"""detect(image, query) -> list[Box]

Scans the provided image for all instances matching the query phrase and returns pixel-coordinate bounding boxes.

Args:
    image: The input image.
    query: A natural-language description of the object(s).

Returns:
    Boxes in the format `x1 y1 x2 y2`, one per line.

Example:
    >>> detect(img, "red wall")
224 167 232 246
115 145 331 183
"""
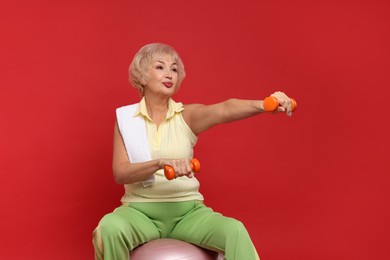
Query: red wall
1 0 389 259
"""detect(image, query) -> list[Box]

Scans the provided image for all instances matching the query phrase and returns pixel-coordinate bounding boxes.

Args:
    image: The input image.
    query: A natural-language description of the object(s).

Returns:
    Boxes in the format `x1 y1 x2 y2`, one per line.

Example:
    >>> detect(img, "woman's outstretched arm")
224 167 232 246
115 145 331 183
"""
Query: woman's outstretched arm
183 92 293 135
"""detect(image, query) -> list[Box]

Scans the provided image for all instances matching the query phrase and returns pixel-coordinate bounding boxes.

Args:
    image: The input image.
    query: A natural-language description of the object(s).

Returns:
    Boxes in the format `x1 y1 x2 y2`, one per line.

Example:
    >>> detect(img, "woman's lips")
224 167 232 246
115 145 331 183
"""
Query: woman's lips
163 82 173 88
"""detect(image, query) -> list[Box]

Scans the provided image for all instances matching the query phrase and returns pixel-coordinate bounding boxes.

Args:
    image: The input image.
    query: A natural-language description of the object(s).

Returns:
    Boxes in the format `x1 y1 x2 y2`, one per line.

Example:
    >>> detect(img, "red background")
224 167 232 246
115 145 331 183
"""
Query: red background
1 0 389 259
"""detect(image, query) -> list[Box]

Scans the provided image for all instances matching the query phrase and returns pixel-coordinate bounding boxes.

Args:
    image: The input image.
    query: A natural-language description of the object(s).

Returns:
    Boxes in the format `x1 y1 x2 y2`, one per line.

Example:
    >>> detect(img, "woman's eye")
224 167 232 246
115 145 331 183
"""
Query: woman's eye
156 65 163 70
171 68 178 72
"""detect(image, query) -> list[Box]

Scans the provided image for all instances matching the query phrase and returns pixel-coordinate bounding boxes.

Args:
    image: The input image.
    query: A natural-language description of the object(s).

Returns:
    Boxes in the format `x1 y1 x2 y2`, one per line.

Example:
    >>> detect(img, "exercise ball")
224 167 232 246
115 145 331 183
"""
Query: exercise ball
130 238 224 260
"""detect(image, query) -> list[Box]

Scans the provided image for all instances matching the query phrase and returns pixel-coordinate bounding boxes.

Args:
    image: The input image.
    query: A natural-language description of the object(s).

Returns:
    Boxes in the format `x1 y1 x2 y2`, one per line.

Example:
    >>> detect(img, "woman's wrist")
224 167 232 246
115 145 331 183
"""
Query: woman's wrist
260 100 265 110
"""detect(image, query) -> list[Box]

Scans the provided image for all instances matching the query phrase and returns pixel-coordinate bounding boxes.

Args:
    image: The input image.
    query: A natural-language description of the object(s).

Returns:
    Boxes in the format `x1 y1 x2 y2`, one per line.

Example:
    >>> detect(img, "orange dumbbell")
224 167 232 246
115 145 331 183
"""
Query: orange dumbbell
263 96 297 112
164 158 201 180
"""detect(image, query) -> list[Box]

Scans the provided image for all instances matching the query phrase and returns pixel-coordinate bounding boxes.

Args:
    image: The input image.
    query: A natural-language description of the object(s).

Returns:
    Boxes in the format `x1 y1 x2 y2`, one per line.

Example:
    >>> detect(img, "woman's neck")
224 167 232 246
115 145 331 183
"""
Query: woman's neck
144 95 169 126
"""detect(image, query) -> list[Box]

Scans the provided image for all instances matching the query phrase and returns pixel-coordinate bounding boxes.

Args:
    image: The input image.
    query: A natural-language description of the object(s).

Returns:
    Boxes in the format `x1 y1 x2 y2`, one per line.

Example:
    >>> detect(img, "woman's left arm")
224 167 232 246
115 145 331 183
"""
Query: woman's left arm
183 92 293 135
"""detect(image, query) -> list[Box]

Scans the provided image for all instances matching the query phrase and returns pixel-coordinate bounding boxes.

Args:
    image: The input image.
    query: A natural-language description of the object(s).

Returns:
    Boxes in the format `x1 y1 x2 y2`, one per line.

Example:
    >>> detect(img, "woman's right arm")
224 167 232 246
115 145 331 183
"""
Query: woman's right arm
112 120 193 184
112 120 162 184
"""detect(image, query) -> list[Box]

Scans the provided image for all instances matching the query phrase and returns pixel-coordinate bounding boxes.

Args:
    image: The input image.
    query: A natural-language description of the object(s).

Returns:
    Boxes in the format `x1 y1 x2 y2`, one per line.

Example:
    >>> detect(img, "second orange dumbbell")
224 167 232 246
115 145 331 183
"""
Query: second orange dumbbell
164 158 201 180
263 96 297 112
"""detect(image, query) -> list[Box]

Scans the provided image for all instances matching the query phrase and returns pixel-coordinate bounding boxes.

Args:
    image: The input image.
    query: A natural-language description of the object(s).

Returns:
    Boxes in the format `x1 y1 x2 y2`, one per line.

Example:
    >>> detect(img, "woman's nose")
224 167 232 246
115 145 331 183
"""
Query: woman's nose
165 70 173 79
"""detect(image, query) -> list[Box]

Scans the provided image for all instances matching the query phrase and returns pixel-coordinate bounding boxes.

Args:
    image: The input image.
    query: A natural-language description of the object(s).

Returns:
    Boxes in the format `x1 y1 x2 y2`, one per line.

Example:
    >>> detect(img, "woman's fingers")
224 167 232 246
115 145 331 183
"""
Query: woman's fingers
171 159 192 178
271 91 293 116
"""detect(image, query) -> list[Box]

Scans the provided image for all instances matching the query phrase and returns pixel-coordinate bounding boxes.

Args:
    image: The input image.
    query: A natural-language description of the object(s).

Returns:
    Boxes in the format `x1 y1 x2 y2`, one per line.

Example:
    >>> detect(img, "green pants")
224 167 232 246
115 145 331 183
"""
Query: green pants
93 201 260 260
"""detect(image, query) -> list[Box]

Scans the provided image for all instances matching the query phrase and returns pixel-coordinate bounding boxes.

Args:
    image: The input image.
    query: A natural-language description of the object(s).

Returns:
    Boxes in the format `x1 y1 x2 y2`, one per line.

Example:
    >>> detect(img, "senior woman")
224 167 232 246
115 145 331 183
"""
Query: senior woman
93 43 294 260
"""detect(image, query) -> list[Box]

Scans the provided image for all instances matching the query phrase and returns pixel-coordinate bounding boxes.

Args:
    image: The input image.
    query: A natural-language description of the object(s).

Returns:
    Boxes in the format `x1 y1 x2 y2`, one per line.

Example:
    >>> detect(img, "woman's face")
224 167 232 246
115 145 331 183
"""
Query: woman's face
144 53 178 97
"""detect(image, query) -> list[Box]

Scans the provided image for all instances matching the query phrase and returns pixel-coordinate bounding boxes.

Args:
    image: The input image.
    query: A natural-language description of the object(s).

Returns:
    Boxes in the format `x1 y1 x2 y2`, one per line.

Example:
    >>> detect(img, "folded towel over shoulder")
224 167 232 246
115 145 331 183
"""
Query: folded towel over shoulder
116 104 155 187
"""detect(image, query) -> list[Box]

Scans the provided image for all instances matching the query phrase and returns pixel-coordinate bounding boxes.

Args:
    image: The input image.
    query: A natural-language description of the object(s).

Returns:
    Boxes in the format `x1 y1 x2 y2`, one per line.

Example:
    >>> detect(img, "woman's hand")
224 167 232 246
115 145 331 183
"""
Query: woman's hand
160 158 194 179
270 91 294 116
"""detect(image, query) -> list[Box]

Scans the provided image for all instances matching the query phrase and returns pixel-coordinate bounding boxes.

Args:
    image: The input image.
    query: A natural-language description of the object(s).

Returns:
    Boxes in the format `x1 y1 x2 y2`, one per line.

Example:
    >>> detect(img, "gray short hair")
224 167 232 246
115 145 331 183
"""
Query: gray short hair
129 43 186 96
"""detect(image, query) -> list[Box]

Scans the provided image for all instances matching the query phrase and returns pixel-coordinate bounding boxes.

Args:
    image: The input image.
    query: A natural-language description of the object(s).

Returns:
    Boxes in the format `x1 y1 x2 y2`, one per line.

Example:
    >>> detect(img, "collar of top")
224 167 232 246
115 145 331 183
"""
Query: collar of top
133 97 184 121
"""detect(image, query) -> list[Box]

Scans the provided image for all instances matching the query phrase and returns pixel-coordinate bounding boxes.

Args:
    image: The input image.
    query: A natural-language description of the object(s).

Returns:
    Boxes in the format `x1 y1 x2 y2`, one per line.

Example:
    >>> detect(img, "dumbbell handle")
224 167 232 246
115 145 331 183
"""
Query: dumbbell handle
164 158 201 180
263 96 297 112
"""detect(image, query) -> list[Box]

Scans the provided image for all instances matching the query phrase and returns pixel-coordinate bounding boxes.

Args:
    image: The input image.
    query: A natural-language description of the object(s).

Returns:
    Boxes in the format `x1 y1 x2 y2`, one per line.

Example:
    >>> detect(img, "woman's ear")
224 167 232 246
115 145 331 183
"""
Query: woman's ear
140 76 147 86
140 69 149 86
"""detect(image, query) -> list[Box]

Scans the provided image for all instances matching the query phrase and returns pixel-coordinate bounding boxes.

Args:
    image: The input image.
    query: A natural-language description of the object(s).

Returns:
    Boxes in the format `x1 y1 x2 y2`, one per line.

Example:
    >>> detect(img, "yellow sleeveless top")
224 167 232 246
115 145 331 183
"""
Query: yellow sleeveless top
119 97 204 203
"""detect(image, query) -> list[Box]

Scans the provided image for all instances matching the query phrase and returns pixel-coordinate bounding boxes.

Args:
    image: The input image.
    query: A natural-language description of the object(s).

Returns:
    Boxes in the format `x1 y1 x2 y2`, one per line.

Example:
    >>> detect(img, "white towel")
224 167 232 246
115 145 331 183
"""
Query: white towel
116 104 155 187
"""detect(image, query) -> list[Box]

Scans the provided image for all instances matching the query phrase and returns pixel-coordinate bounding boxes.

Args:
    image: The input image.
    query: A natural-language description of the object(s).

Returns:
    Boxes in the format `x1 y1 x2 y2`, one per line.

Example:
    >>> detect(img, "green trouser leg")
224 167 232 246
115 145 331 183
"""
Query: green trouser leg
96 205 160 260
169 203 259 260
94 201 259 260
